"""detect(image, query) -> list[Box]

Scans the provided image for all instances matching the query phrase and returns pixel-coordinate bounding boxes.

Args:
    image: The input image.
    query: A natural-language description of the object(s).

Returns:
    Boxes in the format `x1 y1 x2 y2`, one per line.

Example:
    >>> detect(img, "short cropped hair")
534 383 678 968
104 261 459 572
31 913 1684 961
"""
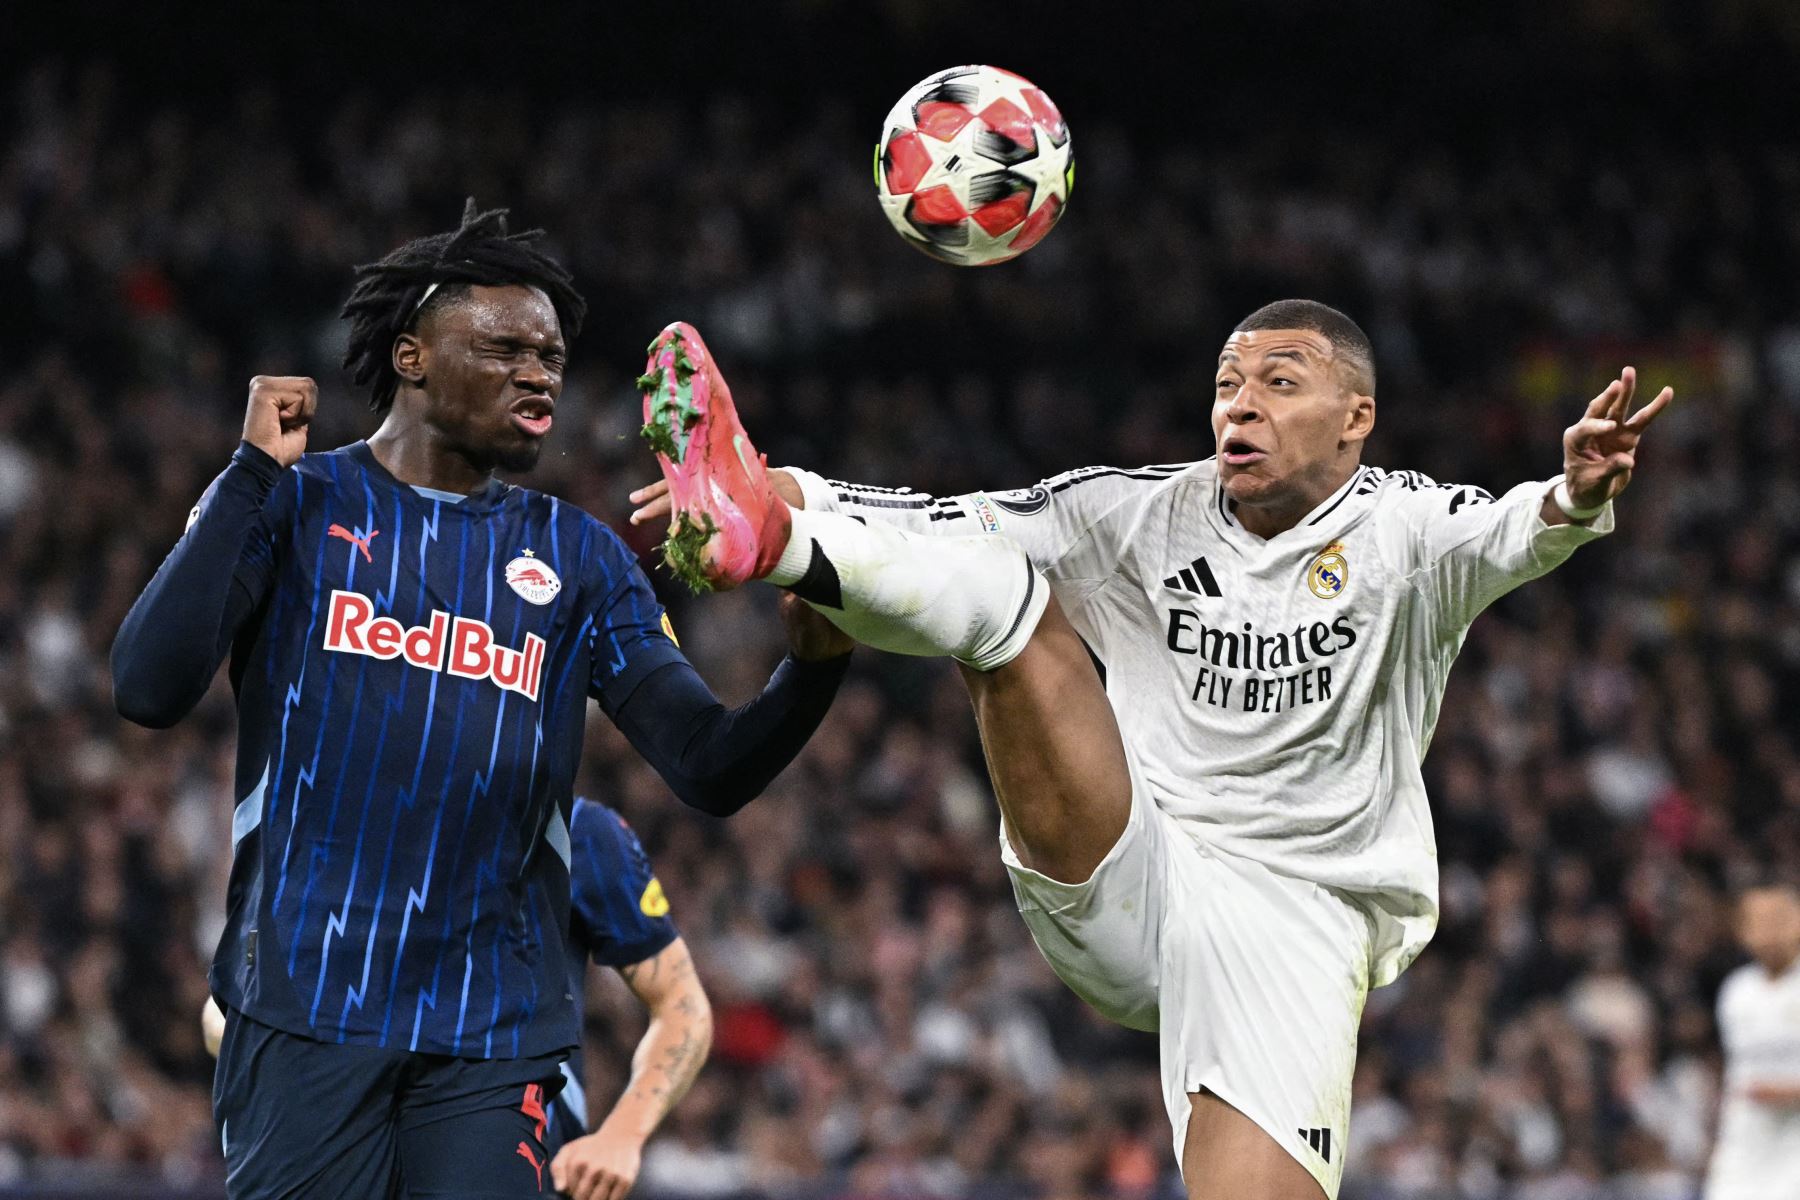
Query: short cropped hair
1235 299 1376 396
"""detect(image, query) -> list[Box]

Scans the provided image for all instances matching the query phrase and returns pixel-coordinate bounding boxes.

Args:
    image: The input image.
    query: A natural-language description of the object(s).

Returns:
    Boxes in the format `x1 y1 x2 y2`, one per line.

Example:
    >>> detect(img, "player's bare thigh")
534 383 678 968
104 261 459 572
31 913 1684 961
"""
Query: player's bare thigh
1183 1092 1327 1200
956 596 1131 885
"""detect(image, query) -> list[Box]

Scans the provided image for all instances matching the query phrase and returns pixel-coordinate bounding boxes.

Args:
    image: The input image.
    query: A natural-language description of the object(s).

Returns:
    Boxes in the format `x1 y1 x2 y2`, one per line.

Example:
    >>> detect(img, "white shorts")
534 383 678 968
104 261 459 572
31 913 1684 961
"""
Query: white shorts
1001 759 1375 1199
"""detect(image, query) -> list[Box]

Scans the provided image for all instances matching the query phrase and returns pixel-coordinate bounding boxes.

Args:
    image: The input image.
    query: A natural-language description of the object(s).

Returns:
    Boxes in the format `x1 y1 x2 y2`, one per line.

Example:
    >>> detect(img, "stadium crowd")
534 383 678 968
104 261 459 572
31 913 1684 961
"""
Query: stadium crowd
3 30 1800 1200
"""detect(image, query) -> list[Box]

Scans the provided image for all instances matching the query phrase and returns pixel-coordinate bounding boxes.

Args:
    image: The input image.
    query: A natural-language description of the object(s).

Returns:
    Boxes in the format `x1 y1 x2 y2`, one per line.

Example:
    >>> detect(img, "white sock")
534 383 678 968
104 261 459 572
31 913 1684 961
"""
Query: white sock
768 509 1048 672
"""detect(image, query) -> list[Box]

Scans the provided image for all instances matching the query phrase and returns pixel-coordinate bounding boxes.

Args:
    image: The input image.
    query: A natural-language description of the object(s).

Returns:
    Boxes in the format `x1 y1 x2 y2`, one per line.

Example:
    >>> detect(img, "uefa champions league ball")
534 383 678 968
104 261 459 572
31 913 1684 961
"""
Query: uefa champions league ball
875 65 1073 266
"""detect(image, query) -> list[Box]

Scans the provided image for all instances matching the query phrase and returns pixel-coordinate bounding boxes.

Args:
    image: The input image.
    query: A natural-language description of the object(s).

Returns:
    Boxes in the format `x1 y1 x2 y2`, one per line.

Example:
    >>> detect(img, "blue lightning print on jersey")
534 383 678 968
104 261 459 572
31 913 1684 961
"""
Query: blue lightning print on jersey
192 441 684 1059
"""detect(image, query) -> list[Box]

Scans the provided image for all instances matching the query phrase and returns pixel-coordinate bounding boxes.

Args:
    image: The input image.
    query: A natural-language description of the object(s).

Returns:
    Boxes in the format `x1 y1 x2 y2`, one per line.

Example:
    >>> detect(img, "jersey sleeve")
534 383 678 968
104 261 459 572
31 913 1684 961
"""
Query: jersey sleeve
112 442 292 726
786 463 1189 614
567 801 679 969
586 528 686 715
1387 472 1613 637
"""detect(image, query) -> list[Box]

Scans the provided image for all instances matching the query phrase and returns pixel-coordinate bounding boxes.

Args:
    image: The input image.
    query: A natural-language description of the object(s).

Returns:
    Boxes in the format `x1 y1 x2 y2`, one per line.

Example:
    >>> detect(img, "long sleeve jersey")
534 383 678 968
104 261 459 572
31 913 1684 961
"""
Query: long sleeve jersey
789 459 1611 985
114 441 840 1057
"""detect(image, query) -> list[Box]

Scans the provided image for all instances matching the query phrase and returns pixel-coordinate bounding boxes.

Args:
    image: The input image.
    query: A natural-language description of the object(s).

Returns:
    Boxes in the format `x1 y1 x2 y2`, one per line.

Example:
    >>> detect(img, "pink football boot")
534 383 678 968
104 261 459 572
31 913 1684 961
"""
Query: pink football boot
638 322 792 591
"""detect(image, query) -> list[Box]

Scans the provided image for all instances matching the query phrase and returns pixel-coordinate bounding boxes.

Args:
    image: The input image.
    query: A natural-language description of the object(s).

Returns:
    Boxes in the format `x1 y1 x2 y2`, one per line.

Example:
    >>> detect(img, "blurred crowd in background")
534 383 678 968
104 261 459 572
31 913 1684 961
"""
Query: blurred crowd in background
4 4 1800 1197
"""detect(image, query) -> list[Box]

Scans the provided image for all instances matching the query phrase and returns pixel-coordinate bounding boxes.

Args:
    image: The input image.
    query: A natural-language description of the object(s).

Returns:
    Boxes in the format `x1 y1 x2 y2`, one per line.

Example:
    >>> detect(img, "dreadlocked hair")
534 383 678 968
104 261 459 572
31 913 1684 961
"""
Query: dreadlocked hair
339 198 589 414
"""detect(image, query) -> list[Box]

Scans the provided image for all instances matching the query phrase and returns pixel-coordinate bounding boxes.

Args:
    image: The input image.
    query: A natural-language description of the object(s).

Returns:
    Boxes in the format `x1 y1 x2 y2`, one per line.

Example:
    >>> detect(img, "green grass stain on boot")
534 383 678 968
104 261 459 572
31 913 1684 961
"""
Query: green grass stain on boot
661 510 720 593
640 420 682 461
671 343 697 386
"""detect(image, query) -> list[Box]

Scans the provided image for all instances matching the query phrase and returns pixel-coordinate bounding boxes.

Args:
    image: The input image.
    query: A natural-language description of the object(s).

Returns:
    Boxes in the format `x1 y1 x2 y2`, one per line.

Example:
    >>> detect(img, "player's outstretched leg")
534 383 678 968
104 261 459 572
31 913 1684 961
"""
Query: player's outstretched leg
640 322 1047 670
642 323 1330 1200
640 321 1124 878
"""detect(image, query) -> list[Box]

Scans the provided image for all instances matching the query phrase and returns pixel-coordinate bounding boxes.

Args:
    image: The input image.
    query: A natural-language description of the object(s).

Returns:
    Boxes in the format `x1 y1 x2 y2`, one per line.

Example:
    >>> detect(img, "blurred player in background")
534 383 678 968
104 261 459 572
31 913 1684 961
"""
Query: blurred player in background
203 797 707 1200
114 202 850 1199
545 799 708 1200
1706 882 1800 1200
630 301 1671 1200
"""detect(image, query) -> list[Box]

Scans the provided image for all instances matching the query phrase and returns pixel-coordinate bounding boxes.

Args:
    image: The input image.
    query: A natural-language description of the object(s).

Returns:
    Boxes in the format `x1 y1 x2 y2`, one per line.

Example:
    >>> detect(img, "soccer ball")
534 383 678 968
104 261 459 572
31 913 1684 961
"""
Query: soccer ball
875 65 1073 266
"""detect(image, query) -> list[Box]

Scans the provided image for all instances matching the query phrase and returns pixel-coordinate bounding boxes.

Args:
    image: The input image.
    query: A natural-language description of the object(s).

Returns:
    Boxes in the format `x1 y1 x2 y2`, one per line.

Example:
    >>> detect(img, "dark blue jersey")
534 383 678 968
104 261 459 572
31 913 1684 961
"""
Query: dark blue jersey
115 438 847 1062
138 442 683 1058
567 798 679 977
552 798 679 1134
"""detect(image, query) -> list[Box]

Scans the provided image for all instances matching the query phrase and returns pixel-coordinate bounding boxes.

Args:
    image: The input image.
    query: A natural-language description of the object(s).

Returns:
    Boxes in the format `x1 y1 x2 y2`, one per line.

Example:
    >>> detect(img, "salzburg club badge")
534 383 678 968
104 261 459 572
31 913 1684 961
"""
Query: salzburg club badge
505 552 562 606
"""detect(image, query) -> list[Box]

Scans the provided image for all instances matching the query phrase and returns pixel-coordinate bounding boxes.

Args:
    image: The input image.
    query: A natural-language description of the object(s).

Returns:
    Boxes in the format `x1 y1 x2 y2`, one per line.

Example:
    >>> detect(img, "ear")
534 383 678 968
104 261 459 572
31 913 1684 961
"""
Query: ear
1342 392 1376 448
392 333 425 386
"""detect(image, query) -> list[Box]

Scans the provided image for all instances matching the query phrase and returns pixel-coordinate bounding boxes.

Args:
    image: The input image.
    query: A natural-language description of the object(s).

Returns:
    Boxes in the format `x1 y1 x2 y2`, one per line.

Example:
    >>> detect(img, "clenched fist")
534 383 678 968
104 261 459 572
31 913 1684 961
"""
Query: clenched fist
243 376 317 468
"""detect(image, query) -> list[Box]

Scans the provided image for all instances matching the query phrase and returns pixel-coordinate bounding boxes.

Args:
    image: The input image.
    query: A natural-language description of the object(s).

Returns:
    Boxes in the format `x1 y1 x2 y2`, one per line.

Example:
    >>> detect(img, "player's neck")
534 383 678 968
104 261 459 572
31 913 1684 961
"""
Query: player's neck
1236 500 1311 540
1234 461 1359 540
1760 949 1800 979
366 420 489 495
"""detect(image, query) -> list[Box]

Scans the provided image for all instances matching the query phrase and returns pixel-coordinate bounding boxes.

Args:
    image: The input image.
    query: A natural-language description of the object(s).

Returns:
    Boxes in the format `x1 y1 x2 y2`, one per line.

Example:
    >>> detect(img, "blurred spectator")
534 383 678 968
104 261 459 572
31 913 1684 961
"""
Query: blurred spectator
3 9 1799 1196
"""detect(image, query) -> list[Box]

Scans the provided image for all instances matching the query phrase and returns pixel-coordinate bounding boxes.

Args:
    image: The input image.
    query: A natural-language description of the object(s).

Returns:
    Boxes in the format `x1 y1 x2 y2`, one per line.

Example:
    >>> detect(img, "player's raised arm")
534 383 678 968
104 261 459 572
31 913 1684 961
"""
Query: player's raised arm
110 376 312 727
1393 366 1671 632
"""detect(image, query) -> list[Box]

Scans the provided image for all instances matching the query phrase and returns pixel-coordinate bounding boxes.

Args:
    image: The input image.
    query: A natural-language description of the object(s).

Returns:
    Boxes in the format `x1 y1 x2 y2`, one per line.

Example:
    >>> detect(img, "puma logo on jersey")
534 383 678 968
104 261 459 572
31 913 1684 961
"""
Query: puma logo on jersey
327 523 380 563
1163 556 1222 597
1298 1127 1333 1162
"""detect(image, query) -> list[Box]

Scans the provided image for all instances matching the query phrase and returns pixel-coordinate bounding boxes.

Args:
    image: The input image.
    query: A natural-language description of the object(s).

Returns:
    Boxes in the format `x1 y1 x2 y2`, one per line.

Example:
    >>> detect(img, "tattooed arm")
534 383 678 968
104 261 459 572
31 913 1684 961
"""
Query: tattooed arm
550 938 713 1200
612 938 714 1130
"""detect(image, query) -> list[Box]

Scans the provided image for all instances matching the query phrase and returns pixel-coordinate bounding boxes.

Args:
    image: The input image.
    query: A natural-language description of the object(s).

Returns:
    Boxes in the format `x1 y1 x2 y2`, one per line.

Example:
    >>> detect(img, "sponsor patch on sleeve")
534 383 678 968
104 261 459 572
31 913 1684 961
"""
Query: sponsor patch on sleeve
970 493 1004 534
639 878 670 918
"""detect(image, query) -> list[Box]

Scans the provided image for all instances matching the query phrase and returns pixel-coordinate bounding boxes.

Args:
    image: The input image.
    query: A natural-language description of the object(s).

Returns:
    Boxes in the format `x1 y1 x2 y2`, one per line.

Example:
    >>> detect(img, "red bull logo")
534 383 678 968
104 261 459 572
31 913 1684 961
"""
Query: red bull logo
504 551 562 605
323 590 545 701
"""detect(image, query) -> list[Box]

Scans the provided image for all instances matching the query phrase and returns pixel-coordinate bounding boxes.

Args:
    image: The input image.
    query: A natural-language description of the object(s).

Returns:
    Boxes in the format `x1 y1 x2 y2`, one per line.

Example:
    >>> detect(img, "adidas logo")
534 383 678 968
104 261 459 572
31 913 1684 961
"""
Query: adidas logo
1163 556 1222 597
1298 1127 1333 1163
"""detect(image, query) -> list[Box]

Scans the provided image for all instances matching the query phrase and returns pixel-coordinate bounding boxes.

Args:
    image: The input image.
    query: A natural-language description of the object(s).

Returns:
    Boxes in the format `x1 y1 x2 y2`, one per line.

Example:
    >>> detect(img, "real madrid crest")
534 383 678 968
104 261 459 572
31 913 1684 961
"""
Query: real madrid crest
1307 541 1348 599
505 549 563 605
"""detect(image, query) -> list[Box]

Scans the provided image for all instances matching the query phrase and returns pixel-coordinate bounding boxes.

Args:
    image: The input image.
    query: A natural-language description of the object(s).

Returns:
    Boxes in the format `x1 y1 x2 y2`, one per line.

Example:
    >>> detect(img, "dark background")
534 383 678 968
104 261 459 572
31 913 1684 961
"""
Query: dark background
1 2 1797 1197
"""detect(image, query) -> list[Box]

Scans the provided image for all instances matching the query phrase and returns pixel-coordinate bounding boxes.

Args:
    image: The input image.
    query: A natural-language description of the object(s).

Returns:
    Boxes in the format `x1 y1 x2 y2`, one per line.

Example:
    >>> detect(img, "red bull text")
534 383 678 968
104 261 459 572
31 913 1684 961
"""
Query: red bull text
323 590 546 701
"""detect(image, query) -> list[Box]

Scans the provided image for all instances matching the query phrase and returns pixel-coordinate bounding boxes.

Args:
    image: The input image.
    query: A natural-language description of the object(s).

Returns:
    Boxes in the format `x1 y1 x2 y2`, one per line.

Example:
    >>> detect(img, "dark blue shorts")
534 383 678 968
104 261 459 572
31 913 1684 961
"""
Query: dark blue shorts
540 1061 589 1163
212 1004 566 1199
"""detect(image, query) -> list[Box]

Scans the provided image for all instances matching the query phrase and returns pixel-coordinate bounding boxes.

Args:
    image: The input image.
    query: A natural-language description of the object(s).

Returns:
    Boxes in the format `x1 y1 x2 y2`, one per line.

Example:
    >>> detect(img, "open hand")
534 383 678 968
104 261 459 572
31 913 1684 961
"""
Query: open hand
629 470 803 528
1563 366 1672 510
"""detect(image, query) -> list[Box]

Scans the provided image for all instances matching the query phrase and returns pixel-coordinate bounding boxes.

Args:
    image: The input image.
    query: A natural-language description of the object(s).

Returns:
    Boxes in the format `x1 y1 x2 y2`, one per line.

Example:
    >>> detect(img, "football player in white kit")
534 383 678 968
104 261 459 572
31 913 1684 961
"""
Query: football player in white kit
1707 883 1800 1200
630 300 1672 1199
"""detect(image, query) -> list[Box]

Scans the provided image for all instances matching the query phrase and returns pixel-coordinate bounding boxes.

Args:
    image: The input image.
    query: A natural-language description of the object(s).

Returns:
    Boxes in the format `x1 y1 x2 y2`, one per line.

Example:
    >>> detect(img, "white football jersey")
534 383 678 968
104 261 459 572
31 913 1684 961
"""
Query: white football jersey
1707 960 1800 1200
789 460 1611 985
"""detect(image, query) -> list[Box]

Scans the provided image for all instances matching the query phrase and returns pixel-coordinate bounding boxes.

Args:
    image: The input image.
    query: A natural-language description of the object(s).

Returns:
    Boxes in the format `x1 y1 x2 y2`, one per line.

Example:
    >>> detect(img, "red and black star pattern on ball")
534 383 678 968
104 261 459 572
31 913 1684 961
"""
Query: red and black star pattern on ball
877 66 1073 265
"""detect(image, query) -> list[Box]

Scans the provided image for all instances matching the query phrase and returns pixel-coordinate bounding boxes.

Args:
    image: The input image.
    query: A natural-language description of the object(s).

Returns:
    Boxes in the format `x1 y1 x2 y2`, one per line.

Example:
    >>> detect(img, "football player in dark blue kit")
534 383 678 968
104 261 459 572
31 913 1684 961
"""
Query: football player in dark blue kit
544 799 705 1200
111 202 850 1199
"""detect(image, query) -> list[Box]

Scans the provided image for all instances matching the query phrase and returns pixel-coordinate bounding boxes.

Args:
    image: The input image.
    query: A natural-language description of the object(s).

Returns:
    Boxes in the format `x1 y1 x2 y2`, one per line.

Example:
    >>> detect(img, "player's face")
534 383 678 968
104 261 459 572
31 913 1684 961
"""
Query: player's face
416 285 565 474
1738 888 1800 972
1212 329 1372 515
